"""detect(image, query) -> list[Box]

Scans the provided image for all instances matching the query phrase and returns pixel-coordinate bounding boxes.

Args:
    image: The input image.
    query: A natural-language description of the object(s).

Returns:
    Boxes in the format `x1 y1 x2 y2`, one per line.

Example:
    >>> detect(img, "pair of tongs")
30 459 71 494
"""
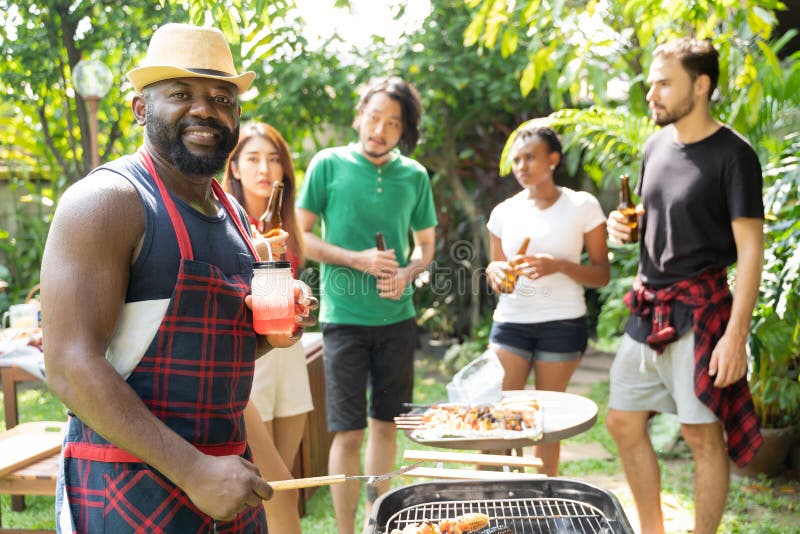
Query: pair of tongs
268 461 423 491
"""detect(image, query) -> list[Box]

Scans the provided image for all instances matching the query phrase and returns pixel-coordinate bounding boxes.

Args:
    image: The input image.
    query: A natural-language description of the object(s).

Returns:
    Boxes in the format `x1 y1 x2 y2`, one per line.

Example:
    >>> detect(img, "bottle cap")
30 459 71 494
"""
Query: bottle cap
253 261 292 269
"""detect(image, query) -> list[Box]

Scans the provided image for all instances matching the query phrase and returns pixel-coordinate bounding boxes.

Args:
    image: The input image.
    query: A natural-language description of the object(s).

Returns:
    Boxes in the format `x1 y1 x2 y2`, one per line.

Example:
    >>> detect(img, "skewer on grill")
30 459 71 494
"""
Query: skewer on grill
394 414 424 420
394 415 424 426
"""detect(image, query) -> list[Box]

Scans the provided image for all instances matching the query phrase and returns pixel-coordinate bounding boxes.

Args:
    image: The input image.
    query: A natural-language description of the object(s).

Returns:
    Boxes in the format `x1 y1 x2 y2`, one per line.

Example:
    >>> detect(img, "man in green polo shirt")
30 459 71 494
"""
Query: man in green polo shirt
297 76 437 534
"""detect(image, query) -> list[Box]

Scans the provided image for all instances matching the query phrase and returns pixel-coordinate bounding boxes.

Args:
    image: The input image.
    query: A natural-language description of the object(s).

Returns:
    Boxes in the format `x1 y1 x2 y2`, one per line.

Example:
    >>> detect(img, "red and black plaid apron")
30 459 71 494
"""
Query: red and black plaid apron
624 268 763 467
59 149 266 533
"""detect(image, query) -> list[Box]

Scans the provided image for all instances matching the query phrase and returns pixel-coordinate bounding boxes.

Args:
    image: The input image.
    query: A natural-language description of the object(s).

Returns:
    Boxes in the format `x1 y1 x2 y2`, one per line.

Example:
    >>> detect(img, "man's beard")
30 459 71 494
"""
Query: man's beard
652 92 695 127
360 136 398 160
146 109 238 176
362 146 395 160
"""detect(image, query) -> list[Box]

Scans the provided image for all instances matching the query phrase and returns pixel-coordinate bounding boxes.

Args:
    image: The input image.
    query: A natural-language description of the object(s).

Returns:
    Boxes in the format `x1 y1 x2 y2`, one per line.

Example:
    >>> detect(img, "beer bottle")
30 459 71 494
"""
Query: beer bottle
258 181 284 237
618 175 639 243
503 237 531 290
375 232 386 251
514 237 531 258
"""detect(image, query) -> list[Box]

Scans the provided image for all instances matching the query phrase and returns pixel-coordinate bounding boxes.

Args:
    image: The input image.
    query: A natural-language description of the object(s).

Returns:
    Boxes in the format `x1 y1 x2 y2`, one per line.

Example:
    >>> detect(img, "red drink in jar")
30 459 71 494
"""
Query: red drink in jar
251 260 295 335
253 314 295 336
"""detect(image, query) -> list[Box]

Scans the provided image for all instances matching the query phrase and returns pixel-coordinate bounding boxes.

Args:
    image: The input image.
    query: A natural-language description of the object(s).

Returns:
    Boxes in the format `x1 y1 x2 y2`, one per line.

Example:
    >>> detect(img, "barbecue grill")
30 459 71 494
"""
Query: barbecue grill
368 478 634 534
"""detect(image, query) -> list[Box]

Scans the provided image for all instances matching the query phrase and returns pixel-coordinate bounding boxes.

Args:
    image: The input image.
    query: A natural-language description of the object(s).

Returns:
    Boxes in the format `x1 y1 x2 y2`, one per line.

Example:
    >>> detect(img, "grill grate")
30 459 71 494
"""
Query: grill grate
385 497 614 533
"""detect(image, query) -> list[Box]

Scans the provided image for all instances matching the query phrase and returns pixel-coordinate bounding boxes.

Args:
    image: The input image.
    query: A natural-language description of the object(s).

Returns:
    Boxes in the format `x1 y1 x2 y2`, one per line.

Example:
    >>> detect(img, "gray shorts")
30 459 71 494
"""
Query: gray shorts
609 332 717 424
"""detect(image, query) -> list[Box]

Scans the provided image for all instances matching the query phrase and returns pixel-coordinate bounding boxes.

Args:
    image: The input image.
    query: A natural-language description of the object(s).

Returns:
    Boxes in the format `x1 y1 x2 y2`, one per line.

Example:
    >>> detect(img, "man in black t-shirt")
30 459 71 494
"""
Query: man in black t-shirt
606 38 764 534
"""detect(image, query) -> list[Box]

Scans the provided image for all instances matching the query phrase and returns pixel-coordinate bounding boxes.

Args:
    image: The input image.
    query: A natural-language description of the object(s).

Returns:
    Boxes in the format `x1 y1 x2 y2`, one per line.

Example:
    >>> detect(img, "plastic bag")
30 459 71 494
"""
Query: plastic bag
446 349 505 404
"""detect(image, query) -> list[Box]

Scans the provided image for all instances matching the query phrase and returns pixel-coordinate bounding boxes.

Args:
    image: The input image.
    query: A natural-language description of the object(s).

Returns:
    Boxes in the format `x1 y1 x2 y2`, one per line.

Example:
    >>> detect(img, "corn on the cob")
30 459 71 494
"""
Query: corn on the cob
456 512 490 531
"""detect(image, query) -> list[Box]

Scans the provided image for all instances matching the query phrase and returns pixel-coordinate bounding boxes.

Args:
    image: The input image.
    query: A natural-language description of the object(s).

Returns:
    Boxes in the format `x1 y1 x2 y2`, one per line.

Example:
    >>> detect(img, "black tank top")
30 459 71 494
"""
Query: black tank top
93 154 254 303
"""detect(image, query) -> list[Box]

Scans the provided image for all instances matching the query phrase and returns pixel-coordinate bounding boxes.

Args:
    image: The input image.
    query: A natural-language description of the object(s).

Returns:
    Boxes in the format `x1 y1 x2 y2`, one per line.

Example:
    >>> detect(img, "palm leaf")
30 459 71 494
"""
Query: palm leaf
497 106 655 189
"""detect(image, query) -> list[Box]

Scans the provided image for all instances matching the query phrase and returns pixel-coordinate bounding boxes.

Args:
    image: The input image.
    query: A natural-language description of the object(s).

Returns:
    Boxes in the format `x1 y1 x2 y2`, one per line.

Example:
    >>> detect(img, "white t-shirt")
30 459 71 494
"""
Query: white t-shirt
486 187 606 323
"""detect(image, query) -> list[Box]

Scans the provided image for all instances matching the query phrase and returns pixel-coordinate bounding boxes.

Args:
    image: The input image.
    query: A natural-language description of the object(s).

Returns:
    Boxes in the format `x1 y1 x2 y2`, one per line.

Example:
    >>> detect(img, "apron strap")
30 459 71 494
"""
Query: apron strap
211 179 261 260
137 147 261 262
138 148 194 261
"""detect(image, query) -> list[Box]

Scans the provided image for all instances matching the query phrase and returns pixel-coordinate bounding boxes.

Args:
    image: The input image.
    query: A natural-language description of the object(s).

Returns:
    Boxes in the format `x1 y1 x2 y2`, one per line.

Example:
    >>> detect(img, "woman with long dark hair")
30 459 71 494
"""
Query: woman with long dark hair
223 122 311 534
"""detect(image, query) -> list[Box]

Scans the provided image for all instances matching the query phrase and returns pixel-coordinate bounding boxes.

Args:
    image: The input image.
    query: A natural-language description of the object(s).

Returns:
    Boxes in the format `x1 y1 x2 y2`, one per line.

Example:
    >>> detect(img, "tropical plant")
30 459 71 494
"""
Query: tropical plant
497 108 656 191
386 0 562 337
466 0 800 353
0 178 54 307
439 311 494 374
748 135 800 428
246 29 372 159
0 0 298 301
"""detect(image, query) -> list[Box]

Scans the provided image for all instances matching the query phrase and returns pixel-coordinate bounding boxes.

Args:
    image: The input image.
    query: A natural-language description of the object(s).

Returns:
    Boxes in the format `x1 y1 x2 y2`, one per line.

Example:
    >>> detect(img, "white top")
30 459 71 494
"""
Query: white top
105 299 169 380
487 187 605 323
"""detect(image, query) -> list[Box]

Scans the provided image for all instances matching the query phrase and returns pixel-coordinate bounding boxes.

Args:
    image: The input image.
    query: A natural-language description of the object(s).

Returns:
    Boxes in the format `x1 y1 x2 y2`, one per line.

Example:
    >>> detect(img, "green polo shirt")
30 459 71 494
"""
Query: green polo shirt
298 144 438 325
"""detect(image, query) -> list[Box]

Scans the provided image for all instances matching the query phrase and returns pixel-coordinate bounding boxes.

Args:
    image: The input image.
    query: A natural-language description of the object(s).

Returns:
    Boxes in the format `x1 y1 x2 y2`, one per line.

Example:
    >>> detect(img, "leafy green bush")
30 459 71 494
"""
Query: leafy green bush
748 136 800 428
439 312 493 375
595 246 639 353
0 175 55 309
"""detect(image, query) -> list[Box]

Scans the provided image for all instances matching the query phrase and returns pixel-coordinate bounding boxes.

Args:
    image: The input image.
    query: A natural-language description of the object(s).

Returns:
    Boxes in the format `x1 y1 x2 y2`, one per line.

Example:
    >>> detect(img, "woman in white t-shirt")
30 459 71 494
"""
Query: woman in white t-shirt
485 124 610 476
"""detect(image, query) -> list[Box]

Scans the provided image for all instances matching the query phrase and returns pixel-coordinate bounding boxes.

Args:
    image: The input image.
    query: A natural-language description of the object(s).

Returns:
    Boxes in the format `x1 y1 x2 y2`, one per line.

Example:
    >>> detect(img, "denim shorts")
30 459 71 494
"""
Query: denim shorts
489 317 588 363
321 318 417 432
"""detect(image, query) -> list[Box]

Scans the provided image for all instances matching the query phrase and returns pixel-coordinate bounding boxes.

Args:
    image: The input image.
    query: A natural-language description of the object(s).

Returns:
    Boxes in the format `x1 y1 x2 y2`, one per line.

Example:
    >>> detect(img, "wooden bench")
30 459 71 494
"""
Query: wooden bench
0 421 64 533
1 355 45 514
0 454 58 534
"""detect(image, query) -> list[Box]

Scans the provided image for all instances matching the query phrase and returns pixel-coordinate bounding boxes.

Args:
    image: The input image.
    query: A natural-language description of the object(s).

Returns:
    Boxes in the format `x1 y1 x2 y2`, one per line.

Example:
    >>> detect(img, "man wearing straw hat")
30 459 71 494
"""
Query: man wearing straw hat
41 23 315 533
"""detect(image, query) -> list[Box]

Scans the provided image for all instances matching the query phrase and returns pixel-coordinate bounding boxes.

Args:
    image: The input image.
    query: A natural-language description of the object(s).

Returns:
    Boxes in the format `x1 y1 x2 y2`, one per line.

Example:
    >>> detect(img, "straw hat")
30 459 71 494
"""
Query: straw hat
126 23 255 93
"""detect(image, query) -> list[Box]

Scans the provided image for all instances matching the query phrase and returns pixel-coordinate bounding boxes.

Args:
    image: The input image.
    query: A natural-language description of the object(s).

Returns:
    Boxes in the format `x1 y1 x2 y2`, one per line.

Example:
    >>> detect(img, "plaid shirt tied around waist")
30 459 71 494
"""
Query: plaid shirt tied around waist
624 268 763 467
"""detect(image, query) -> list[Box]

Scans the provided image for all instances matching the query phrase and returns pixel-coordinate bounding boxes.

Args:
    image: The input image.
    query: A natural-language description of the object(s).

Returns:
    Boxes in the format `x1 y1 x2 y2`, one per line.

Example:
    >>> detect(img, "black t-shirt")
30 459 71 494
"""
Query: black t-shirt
636 125 763 285
625 124 763 341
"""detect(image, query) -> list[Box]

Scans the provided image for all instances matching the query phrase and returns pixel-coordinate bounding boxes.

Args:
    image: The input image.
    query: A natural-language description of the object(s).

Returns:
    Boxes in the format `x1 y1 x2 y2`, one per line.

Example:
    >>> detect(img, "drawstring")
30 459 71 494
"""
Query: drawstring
638 315 657 373
639 343 647 373
639 316 647 373
638 344 657 374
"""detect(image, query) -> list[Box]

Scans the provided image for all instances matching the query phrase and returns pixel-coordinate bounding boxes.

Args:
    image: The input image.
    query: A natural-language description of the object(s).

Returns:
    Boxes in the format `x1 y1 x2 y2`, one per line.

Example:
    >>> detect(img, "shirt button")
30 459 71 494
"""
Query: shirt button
377 187 383 193
378 177 383 182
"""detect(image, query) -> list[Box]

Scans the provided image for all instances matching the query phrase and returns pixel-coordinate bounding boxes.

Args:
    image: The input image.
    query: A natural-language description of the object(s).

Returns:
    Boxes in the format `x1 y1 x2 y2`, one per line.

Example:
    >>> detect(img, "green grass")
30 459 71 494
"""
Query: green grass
3 355 799 533
558 379 800 534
